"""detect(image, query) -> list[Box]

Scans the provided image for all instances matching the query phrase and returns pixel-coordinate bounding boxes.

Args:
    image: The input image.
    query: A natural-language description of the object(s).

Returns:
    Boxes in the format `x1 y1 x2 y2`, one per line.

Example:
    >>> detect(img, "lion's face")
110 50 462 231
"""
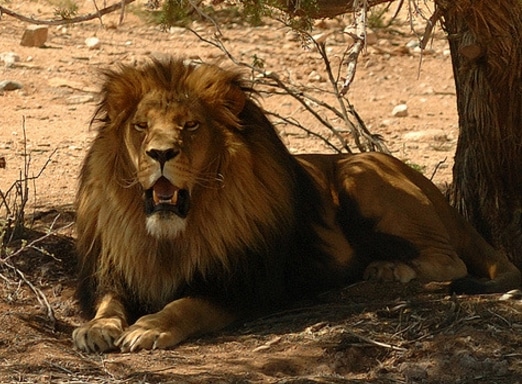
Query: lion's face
125 90 226 238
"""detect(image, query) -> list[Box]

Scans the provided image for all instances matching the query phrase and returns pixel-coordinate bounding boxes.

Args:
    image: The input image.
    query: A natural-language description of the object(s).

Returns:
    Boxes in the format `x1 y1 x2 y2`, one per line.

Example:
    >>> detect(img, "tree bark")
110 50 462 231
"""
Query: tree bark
436 0 522 269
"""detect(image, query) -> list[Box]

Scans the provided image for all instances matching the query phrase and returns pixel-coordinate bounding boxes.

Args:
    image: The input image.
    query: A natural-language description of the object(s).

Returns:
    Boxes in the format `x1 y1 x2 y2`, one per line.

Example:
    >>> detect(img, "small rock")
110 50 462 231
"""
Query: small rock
392 104 408 117
308 70 324 83
85 37 101 49
20 25 48 47
168 26 186 34
0 52 21 67
406 39 421 49
0 80 23 91
403 129 451 142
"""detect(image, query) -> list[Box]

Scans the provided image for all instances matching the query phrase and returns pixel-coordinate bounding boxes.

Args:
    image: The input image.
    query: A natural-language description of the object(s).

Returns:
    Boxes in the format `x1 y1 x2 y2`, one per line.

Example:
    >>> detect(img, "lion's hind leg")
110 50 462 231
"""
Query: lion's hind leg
363 248 468 284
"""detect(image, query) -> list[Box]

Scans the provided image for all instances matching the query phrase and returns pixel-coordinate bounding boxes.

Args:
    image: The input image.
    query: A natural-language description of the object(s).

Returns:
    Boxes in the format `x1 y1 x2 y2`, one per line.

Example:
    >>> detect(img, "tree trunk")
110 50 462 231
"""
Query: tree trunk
436 0 522 269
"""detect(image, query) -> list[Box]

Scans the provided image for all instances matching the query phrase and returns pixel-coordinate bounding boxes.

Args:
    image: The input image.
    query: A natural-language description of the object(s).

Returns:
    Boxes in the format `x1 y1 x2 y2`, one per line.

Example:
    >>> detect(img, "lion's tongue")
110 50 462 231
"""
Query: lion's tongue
152 177 178 205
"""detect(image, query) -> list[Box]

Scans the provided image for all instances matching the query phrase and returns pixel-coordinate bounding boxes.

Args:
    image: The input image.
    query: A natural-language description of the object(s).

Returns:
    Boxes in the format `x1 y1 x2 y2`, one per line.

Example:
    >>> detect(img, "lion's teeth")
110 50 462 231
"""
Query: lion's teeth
153 188 178 205
151 177 180 205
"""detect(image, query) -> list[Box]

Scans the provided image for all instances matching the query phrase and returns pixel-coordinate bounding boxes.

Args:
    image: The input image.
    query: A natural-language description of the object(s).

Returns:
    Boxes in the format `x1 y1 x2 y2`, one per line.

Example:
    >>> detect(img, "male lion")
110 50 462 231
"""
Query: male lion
73 58 521 353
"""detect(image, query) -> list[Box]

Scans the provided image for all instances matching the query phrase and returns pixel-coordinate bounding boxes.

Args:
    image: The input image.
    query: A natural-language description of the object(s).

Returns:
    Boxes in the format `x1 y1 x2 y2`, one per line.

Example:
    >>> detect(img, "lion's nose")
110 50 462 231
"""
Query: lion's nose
146 148 179 166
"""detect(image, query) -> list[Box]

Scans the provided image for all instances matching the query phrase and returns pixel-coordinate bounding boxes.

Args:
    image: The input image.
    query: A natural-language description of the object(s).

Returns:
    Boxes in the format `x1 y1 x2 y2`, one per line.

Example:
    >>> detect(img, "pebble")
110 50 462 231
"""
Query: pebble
168 26 186 34
0 52 21 67
308 70 324 83
406 39 421 49
85 37 101 49
391 103 408 117
0 80 23 91
403 129 452 142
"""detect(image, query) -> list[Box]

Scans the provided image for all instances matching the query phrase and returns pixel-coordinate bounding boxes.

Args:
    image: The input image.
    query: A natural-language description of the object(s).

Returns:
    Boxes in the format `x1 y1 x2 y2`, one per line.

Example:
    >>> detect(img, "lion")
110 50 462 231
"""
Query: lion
72 58 521 353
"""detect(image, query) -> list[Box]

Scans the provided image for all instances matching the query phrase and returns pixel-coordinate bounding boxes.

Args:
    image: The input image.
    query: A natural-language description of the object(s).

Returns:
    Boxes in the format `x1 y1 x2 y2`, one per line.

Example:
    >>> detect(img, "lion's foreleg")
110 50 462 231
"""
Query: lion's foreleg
115 297 236 352
72 293 128 353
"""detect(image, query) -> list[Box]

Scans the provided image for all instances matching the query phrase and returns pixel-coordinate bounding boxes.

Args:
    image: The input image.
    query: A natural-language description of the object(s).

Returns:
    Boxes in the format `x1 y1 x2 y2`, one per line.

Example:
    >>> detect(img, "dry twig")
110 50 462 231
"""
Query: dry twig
0 0 135 25
1 217 73 328
0 119 67 327
1 118 57 243
185 2 388 154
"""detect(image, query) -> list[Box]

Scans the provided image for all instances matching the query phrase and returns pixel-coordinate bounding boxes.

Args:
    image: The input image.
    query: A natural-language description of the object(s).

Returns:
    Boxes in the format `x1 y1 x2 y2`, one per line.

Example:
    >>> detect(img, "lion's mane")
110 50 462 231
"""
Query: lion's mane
76 59 337 321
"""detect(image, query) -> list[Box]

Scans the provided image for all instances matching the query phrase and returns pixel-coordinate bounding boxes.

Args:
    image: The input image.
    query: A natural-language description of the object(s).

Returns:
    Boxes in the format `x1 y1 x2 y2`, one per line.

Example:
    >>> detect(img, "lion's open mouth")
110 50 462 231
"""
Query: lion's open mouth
145 176 190 218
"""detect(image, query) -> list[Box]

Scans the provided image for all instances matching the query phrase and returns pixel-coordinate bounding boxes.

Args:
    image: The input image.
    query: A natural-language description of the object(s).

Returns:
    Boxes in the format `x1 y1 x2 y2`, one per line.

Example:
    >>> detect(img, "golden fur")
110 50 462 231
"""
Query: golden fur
73 58 521 353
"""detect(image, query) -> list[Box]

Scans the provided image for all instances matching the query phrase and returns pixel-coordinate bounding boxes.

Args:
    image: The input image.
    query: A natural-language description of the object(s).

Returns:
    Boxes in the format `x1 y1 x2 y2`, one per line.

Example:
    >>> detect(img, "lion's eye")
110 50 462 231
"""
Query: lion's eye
134 122 148 131
184 121 199 132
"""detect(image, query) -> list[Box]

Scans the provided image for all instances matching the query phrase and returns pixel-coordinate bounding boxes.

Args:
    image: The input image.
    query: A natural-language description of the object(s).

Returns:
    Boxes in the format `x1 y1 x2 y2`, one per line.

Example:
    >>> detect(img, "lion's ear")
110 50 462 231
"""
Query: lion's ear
192 65 247 118
224 84 246 116
98 66 145 124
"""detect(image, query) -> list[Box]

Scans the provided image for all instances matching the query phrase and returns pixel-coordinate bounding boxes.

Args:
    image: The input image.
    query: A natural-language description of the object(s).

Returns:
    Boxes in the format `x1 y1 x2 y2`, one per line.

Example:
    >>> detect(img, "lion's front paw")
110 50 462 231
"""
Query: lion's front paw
364 261 417 283
115 314 184 352
72 317 125 353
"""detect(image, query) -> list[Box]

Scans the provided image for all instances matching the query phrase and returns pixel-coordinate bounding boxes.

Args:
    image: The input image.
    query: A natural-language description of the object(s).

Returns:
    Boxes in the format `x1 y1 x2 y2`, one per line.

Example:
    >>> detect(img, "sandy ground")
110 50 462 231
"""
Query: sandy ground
1 1 521 383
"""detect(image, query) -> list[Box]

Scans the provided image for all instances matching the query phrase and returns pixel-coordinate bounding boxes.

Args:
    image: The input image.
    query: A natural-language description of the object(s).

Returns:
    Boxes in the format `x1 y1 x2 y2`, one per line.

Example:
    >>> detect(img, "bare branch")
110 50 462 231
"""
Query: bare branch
1 118 58 245
339 1 368 96
186 3 389 154
0 0 135 26
266 111 345 153
5 262 56 328
91 0 105 27
1 216 73 328
1 221 74 264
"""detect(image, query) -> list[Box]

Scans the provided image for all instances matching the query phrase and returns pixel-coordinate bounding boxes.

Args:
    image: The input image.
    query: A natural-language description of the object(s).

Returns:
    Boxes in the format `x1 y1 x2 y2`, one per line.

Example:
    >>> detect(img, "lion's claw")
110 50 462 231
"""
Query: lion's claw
115 316 184 352
116 327 159 352
72 317 125 353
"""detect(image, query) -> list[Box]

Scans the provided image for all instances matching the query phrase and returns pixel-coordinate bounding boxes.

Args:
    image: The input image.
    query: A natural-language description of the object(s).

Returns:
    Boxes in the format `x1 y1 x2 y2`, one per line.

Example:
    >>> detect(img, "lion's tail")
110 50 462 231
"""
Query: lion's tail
451 268 521 294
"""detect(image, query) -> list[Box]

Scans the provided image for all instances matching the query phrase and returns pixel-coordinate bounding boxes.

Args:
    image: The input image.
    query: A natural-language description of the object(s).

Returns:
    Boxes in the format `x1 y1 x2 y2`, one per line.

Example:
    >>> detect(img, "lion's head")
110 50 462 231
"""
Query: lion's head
76 58 307 314
102 59 252 238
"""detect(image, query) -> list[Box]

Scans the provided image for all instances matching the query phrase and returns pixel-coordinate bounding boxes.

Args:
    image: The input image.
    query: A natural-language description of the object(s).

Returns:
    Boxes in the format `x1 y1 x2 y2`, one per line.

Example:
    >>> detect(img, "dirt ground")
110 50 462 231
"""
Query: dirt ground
1 1 521 383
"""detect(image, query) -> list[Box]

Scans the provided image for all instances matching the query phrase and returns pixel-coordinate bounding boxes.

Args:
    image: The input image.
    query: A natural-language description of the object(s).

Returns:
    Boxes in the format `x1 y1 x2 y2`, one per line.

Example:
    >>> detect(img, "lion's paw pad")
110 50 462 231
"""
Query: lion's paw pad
364 261 417 283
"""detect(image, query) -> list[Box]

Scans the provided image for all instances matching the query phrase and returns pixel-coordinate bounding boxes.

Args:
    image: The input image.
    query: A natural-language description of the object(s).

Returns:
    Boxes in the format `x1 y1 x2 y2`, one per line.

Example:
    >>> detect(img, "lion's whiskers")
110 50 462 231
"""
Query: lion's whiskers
119 173 140 189
193 158 225 189
122 178 140 188
193 172 225 189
